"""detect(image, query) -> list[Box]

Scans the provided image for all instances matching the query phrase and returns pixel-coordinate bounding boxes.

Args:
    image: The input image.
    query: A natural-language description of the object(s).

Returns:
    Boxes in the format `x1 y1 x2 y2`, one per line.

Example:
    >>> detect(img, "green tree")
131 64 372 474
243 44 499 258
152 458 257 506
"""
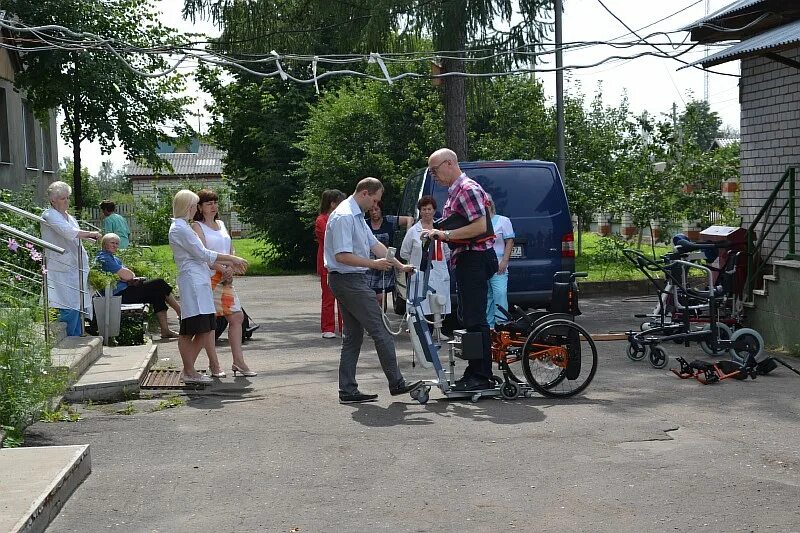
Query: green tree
95 161 132 201
678 99 722 152
198 68 317 267
295 77 444 221
5 0 193 219
183 0 554 159
58 158 100 210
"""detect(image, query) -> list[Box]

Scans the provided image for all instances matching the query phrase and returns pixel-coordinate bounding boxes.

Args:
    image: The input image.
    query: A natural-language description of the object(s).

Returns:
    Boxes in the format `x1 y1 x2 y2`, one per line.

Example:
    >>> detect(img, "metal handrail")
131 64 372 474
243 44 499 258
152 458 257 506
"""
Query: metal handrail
1 202 93 339
0 223 65 253
745 167 798 299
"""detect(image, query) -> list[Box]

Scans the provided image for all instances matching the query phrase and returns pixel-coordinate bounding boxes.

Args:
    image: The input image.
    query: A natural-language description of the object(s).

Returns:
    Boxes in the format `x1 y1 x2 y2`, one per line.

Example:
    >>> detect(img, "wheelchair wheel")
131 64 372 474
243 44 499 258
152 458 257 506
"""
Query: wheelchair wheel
521 319 598 398
728 328 764 366
648 346 669 369
698 322 733 356
626 341 647 361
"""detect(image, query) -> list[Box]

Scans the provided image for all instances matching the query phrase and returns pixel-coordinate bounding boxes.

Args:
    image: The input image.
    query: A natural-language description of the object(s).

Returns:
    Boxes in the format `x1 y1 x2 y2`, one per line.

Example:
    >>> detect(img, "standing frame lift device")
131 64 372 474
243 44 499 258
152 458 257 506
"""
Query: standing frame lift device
405 238 598 404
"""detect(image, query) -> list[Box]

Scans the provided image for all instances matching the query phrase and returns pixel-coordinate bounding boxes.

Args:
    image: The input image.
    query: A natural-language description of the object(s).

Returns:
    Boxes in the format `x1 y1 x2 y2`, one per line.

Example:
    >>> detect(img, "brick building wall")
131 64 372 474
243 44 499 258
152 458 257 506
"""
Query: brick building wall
739 47 800 261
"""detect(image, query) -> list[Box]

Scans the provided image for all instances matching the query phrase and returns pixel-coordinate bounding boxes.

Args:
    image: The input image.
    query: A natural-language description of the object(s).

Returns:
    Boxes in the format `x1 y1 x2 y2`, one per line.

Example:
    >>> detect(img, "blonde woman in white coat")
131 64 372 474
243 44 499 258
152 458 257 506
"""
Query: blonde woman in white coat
169 190 248 384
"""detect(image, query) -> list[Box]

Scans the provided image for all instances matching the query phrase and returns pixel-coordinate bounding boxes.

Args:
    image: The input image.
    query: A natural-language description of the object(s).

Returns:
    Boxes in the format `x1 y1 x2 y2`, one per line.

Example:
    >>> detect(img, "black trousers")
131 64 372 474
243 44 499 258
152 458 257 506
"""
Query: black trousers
454 249 498 381
119 278 173 313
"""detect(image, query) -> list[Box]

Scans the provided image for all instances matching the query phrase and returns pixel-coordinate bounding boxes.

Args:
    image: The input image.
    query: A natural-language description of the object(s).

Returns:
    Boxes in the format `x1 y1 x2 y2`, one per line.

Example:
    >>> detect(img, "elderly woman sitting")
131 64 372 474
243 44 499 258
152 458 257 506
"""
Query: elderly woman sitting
95 233 181 339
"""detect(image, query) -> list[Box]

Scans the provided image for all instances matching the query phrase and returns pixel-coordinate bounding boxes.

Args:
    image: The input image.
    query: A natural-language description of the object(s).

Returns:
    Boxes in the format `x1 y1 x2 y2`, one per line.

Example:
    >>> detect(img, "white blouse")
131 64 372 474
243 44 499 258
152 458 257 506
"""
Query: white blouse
400 221 451 315
197 220 231 274
168 218 218 319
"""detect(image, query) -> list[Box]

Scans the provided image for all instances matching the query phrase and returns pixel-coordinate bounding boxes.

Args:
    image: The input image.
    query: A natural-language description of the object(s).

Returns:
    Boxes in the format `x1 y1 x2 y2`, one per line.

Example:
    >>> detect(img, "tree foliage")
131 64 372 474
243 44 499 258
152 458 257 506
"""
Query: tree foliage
183 0 553 159
4 0 193 217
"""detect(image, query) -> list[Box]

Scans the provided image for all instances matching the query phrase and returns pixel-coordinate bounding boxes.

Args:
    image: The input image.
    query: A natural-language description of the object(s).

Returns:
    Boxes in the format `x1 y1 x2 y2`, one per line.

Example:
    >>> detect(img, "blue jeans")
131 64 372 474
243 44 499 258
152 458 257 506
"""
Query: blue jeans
58 308 82 336
454 250 498 382
486 271 509 328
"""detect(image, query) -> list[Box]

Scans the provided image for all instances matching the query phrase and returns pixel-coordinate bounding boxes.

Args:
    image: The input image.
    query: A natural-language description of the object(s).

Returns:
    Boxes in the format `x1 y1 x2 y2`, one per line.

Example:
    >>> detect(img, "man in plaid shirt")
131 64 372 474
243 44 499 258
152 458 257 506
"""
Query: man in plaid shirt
423 148 498 391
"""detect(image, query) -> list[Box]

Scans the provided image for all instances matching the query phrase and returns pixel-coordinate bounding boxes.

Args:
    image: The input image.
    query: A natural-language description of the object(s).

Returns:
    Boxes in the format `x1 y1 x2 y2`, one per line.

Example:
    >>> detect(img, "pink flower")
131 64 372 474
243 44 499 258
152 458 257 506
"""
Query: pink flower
14 275 21 281
41 267 48 274
25 242 34 249
7 238 18 252
29 250 42 262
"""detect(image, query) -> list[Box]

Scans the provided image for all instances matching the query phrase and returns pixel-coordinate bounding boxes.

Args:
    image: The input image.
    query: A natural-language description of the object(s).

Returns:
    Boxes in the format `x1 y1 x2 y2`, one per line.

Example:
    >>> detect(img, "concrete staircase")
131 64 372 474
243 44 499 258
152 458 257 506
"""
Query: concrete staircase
745 259 800 349
0 332 160 532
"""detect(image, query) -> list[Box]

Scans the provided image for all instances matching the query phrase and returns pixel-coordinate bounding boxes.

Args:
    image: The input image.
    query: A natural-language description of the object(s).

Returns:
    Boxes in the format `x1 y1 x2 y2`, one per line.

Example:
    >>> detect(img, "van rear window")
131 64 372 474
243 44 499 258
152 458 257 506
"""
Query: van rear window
468 166 565 218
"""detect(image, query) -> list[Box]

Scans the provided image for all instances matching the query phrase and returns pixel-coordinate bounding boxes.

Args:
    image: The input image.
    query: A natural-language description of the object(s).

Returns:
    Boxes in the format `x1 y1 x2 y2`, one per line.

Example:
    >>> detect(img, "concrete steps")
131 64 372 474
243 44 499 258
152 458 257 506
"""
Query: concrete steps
747 260 800 348
0 445 91 533
65 342 158 402
51 336 104 380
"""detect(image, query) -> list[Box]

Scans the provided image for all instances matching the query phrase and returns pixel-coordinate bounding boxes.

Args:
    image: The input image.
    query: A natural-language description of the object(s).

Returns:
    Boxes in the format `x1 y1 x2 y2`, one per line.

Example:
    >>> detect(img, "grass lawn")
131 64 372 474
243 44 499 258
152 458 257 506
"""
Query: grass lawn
575 232 672 282
146 238 299 277
143 234 672 282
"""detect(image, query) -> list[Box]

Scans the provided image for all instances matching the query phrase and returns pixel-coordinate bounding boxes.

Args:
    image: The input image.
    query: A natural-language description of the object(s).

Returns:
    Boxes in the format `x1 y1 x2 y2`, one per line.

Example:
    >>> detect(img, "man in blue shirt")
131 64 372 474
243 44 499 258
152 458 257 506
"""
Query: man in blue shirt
325 177 421 404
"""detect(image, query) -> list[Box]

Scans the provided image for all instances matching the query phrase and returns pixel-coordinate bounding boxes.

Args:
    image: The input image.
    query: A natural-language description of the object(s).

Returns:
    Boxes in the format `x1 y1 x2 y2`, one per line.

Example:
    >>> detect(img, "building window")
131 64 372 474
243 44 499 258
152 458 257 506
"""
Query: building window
41 117 53 171
0 89 9 163
22 100 37 169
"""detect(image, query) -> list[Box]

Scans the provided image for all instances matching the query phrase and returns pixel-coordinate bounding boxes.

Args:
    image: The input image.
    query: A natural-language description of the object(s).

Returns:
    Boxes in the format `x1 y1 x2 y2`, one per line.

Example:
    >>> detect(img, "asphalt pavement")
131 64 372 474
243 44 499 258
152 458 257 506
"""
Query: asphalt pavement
26 275 800 533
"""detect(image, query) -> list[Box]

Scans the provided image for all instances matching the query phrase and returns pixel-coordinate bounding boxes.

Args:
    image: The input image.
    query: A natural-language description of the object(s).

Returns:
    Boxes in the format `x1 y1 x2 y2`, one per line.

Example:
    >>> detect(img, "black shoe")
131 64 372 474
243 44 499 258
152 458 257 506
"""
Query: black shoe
389 380 423 396
452 378 491 392
339 392 379 404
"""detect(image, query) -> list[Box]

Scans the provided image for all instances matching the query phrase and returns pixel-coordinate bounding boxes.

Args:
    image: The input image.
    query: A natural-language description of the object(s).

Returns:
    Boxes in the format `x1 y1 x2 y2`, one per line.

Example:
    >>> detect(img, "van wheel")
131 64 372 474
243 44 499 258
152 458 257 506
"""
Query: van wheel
392 292 406 315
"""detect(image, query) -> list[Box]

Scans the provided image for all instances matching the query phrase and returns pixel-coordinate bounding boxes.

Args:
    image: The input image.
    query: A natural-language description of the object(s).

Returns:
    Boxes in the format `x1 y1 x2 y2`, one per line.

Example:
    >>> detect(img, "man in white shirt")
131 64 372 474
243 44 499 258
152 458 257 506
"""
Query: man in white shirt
325 177 421 404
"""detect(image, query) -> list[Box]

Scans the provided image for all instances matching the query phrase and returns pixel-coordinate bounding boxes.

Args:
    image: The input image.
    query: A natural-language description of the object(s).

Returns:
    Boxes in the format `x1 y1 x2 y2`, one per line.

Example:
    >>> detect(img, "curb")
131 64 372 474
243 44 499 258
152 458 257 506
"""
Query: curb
579 279 663 298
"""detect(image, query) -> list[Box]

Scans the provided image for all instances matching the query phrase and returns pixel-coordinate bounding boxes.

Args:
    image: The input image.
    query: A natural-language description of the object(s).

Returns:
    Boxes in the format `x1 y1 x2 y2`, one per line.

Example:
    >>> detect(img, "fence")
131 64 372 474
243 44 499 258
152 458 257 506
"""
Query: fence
83 204 249 245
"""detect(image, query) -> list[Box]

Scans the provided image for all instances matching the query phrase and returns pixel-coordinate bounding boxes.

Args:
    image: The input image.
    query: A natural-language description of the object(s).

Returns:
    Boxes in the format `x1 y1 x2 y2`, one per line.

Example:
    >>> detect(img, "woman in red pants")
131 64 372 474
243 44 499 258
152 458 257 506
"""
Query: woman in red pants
316 190 346 338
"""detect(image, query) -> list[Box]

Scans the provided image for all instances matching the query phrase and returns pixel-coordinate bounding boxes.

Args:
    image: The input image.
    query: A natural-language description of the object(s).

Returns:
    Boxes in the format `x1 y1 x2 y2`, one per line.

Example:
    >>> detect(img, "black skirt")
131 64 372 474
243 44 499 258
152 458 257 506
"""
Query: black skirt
179 313 216 336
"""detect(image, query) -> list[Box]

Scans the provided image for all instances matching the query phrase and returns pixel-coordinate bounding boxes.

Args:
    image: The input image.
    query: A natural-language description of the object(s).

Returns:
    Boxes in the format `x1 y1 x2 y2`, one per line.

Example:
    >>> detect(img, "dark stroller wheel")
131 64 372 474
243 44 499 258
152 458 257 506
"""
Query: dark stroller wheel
728 328 764 366
699 323 733 356
626 341 647 361
648 346 669 369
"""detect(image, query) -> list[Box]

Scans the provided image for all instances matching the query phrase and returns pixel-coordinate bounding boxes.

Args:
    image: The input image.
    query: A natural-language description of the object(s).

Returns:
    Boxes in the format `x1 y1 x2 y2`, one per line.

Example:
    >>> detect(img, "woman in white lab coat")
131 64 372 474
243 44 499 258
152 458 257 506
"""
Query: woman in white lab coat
168 190 248 385
40 181 101 336
400 195 451 320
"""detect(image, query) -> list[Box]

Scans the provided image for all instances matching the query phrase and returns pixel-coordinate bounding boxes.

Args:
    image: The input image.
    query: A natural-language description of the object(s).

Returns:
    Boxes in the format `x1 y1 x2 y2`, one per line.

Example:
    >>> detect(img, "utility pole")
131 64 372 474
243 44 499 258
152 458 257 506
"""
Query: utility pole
555 0 565 181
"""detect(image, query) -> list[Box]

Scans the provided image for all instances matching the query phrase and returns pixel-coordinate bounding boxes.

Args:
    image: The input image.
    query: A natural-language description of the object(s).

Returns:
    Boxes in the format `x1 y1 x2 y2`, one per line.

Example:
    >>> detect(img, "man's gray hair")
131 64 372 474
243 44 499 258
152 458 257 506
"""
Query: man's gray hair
47 181 72 200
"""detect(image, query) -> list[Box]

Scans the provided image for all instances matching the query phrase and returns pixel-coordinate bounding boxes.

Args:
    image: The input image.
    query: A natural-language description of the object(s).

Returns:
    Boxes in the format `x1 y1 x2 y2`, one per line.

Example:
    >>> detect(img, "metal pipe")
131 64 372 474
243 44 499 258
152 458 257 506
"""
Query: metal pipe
42 253 50 345
789 167 796 258
0 201 46 223
0 224 65 253
555 0 565 181
78 245 86 336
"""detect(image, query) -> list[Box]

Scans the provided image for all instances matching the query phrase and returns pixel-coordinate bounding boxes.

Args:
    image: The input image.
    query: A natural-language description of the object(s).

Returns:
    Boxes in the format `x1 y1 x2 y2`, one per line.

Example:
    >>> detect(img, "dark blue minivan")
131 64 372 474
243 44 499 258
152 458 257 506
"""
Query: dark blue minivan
392 160 575 314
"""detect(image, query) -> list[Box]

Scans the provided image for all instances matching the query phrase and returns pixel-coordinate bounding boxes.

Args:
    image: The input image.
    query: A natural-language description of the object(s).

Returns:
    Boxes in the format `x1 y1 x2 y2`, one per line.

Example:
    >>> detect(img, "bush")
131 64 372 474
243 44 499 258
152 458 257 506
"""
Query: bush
135 191 174 245
0 305 69 447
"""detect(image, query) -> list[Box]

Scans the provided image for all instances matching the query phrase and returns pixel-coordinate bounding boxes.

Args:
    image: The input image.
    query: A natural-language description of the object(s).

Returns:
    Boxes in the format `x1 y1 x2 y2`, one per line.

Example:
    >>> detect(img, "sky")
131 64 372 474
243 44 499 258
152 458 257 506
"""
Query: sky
58 0 742 175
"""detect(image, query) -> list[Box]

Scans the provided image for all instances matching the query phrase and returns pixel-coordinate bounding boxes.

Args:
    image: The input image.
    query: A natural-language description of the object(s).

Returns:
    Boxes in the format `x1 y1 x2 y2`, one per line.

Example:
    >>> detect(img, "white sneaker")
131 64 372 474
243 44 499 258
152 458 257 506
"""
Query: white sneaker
322 332 337 339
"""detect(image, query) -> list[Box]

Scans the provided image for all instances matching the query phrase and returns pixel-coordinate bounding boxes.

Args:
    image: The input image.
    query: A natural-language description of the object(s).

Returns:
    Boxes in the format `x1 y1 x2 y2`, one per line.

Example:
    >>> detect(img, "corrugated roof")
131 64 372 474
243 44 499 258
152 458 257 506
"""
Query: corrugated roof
681 0 767 31
711 137 740 149
126 143 225 177
686 18 800 67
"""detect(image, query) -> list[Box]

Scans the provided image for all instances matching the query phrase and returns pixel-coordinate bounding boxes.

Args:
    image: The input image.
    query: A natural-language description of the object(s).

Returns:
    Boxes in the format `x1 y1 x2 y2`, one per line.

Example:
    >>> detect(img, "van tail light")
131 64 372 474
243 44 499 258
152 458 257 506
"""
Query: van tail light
561 232 575 258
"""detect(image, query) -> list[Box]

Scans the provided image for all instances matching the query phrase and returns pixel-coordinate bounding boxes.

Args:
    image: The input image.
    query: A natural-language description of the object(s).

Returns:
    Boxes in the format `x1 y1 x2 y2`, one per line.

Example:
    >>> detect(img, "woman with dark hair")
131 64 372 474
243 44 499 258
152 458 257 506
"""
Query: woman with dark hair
400 195 451 319
316 189 346 338
169 189 248 385
365 202 413 307
192 188 256 377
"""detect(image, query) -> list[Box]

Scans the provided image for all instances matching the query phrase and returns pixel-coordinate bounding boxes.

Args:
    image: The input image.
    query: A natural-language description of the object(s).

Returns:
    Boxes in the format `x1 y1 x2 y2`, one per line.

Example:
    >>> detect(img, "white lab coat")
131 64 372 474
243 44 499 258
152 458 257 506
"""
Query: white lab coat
400 222 451 315
40 208 92 315
168 218 218 319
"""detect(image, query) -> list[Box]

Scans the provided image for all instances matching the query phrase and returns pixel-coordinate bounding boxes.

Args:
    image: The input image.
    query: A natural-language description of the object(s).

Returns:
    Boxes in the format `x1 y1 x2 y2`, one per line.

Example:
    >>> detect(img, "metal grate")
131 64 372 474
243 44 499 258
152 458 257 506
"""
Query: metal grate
140 368 208 390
